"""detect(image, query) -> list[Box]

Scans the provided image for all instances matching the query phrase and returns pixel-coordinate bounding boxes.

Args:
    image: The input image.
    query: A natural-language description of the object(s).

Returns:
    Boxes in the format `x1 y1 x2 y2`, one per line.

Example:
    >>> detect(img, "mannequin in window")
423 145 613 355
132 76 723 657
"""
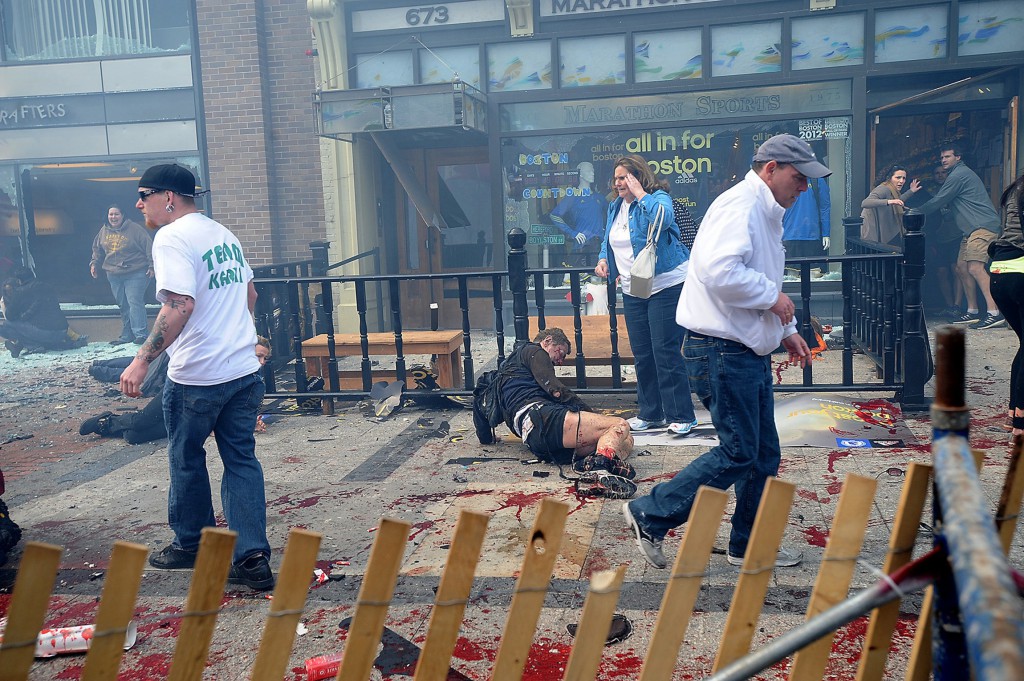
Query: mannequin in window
783 177 831 274
549 162 609 268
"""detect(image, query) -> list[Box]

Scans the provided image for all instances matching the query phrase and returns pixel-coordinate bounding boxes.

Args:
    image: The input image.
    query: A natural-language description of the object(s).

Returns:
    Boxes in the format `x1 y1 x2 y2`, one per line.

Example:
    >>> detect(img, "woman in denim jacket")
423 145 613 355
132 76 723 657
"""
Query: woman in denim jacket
595 155 698 435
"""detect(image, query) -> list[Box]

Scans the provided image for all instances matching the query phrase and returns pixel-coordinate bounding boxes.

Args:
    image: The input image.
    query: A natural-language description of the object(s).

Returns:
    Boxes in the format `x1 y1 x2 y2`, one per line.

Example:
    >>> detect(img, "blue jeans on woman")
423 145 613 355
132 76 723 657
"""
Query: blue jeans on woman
629 333 779 556
107 270 149 341
622 283 695 424
163 372 270 563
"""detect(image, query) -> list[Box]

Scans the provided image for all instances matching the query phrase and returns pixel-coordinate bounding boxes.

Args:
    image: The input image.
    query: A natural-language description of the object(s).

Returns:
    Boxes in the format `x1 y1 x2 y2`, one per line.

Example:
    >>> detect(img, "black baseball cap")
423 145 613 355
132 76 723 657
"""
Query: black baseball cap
138 164 205 197
752 134 832 178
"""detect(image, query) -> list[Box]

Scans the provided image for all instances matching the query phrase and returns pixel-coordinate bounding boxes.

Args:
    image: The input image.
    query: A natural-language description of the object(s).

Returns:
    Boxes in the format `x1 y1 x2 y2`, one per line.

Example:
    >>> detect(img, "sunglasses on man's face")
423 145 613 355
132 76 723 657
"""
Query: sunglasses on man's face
138 188 162 201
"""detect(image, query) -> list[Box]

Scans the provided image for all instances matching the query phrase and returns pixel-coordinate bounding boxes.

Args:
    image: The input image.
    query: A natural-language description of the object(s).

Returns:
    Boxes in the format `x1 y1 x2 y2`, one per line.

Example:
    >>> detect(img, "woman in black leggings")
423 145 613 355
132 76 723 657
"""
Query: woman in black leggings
989 172 1024 436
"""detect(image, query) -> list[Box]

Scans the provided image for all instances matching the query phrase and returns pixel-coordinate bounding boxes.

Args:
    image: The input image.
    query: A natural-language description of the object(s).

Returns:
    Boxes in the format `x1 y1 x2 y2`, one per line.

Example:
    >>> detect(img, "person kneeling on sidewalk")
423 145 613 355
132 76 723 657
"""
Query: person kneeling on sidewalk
490 328 636 498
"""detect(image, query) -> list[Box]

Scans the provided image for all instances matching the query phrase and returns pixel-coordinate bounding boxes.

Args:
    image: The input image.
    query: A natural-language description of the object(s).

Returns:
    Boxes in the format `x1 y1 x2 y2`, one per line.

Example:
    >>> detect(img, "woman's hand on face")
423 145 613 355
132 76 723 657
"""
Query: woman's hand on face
626 173 646 199
595 260 609 278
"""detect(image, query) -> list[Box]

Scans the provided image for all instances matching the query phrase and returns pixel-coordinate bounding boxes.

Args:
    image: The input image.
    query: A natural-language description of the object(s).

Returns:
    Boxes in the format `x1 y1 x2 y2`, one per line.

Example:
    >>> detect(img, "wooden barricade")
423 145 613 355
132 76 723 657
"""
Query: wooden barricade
1 459 1021 681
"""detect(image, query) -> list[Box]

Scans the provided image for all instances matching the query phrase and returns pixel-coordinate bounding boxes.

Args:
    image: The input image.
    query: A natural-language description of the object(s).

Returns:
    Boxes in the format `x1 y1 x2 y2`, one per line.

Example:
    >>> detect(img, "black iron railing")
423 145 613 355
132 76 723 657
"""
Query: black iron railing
253 220 930 411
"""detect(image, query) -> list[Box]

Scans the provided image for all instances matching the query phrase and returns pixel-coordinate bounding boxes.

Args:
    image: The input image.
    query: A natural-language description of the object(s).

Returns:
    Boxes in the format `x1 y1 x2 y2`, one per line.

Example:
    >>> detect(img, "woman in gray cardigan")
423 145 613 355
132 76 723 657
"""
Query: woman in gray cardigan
860 165 921 246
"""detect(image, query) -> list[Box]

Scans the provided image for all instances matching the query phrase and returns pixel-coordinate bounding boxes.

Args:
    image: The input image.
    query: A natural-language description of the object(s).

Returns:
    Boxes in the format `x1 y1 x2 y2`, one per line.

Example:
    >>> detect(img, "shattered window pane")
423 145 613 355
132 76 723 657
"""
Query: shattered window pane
2 0 191 62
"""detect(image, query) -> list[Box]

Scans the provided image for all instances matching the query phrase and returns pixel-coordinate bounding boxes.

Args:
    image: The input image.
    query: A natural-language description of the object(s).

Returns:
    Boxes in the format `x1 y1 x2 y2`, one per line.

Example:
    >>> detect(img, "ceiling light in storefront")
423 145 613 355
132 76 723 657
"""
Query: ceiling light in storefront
35 162 112 169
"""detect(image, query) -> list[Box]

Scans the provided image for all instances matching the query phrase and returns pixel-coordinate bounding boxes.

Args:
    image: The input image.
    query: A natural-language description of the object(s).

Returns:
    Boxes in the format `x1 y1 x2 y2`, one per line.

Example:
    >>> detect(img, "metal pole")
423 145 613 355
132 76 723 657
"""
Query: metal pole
507 228 529 345
900 210 928 411
931 329 1024 680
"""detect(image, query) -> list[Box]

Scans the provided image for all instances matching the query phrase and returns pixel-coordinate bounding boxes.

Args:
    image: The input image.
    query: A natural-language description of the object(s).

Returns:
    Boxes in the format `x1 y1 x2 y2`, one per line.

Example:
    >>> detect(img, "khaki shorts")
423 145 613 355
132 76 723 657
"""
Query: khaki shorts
957 229 998 264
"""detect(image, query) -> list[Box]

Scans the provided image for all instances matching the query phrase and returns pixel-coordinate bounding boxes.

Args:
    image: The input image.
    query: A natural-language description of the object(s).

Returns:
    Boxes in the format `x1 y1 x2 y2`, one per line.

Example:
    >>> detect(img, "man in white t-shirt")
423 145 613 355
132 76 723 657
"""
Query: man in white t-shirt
120 164 273 590
623 134 824 570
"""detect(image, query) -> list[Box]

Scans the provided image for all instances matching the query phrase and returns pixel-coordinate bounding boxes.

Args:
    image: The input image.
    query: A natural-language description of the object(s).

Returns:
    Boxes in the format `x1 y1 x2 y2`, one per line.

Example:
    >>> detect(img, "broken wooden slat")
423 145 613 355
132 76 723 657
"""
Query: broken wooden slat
491 499 569 680
639 487 729 681
905 450 984 681
561 565 627 681
413 510 489 681
81 541 149 681
168 528 237 681
0 542 62 681
788 474 877 681
336 517 411 681
854 462 932 681
252 529 323 681
713 477 796 672
996 436 1024 555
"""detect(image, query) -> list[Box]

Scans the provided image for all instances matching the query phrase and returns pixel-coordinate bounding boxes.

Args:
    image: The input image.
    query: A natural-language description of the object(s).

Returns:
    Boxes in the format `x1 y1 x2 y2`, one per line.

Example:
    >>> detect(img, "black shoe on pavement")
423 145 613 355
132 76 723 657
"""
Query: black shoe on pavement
228 553 275 590
79 411 114 436
622 501 666 568
5 340 22 358
149 544 198 570
970 313 1007 330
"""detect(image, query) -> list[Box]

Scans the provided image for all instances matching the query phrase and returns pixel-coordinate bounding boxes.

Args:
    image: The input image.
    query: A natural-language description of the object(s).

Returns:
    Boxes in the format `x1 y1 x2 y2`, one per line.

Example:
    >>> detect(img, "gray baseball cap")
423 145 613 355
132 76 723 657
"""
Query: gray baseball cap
753 134 832 178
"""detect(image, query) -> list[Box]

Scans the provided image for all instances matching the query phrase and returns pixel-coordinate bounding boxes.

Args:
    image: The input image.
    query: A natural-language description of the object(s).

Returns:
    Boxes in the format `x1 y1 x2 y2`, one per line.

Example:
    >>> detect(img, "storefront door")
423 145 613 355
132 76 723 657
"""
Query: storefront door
395 146 494 329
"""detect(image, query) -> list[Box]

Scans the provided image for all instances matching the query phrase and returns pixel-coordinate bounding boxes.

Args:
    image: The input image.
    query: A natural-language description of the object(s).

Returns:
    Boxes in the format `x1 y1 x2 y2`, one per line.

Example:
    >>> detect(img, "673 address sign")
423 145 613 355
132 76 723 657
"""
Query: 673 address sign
406 6 450 25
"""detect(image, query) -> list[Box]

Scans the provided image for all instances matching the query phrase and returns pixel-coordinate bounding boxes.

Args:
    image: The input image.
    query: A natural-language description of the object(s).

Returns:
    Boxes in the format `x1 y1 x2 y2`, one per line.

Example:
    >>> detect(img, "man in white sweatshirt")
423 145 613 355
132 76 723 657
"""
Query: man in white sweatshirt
623 134 827 569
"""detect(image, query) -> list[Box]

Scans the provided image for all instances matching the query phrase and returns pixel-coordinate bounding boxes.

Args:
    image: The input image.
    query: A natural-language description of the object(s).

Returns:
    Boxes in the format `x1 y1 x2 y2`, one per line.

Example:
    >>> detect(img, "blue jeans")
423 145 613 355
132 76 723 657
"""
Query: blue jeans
629 333 779 556
622 283 695 423
107 270 149 340
163 372 269 563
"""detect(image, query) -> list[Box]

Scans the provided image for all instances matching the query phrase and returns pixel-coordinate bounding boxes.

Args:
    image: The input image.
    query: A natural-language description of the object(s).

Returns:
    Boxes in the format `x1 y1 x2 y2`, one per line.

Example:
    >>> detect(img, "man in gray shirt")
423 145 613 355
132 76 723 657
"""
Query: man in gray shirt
916 143 1004 329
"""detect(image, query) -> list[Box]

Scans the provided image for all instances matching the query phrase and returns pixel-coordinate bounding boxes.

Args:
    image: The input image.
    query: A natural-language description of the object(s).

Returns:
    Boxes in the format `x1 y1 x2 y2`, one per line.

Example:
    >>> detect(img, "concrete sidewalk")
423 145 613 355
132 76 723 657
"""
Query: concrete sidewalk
0 322 1020 680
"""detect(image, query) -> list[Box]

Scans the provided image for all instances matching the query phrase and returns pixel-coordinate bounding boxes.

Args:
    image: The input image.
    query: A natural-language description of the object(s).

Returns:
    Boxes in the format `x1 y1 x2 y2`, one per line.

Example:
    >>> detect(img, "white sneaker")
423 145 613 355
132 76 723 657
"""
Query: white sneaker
628 417 666 432
667 419 699 435
726 546 802 568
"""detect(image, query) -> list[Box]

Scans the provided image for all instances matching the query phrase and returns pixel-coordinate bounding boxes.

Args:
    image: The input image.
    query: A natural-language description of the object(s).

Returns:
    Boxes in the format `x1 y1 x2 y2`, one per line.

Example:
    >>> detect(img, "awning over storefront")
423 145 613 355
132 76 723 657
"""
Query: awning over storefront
313 80 487 145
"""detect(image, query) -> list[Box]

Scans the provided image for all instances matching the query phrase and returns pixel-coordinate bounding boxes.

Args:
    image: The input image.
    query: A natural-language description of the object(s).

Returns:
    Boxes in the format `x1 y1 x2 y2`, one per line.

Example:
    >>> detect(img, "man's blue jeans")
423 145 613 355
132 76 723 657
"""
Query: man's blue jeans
107 270 149 340
629 332 779 556
622 283 695 424
162 372 270 563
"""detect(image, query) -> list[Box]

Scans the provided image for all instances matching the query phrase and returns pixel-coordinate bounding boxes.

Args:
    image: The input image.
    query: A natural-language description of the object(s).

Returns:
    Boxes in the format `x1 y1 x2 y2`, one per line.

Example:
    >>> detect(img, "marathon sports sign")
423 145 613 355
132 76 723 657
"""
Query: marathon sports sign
542 0 720 16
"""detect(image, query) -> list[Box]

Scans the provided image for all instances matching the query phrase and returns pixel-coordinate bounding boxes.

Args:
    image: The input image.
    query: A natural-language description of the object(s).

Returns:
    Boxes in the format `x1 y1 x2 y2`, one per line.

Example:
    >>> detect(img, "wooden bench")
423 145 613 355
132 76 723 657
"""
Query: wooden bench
301 330 464 389
529 315 636 387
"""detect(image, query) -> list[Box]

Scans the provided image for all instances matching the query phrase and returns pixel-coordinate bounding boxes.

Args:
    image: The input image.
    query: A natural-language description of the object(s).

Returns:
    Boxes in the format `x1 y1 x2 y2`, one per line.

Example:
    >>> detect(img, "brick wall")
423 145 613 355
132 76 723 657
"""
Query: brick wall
195 0 325 266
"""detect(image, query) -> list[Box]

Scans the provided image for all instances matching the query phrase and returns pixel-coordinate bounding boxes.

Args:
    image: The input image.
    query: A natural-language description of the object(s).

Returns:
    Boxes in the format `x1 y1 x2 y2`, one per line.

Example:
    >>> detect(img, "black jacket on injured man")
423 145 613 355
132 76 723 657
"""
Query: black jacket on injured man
474 341 589 463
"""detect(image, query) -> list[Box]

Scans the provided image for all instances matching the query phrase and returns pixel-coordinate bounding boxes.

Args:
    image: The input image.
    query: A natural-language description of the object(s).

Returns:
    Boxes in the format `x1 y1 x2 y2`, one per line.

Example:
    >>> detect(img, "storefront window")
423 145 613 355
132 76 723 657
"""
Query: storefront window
487 41 551 92
874 6 949 63
957 0 1024 56
355 51 413 88
3 158 204 303
501 119 851 281
634 29 701 83
559 35 624 87
419 46 480 89
791 13 865 70
711 21 781 77
1 0 191 62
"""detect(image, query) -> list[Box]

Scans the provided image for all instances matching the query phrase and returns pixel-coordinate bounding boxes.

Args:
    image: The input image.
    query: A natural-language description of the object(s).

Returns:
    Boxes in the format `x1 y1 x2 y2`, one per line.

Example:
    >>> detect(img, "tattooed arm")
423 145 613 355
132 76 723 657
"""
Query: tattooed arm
120 292 194 397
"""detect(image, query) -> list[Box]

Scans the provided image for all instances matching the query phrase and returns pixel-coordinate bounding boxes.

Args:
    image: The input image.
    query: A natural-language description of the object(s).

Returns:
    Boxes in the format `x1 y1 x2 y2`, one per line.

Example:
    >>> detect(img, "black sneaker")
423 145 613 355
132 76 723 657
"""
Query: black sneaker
79 411 114 436
575 473 637 500
149 544 198 570
571 454 637 480
5 340 22 358
970 313 1007 330
950 311 980 325
622 502 666 568
228 553 275 590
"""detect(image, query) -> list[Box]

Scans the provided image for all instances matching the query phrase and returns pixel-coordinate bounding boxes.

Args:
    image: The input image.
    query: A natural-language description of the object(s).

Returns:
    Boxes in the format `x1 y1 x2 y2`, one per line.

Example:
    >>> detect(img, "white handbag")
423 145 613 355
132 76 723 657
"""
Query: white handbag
628 203 664 299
